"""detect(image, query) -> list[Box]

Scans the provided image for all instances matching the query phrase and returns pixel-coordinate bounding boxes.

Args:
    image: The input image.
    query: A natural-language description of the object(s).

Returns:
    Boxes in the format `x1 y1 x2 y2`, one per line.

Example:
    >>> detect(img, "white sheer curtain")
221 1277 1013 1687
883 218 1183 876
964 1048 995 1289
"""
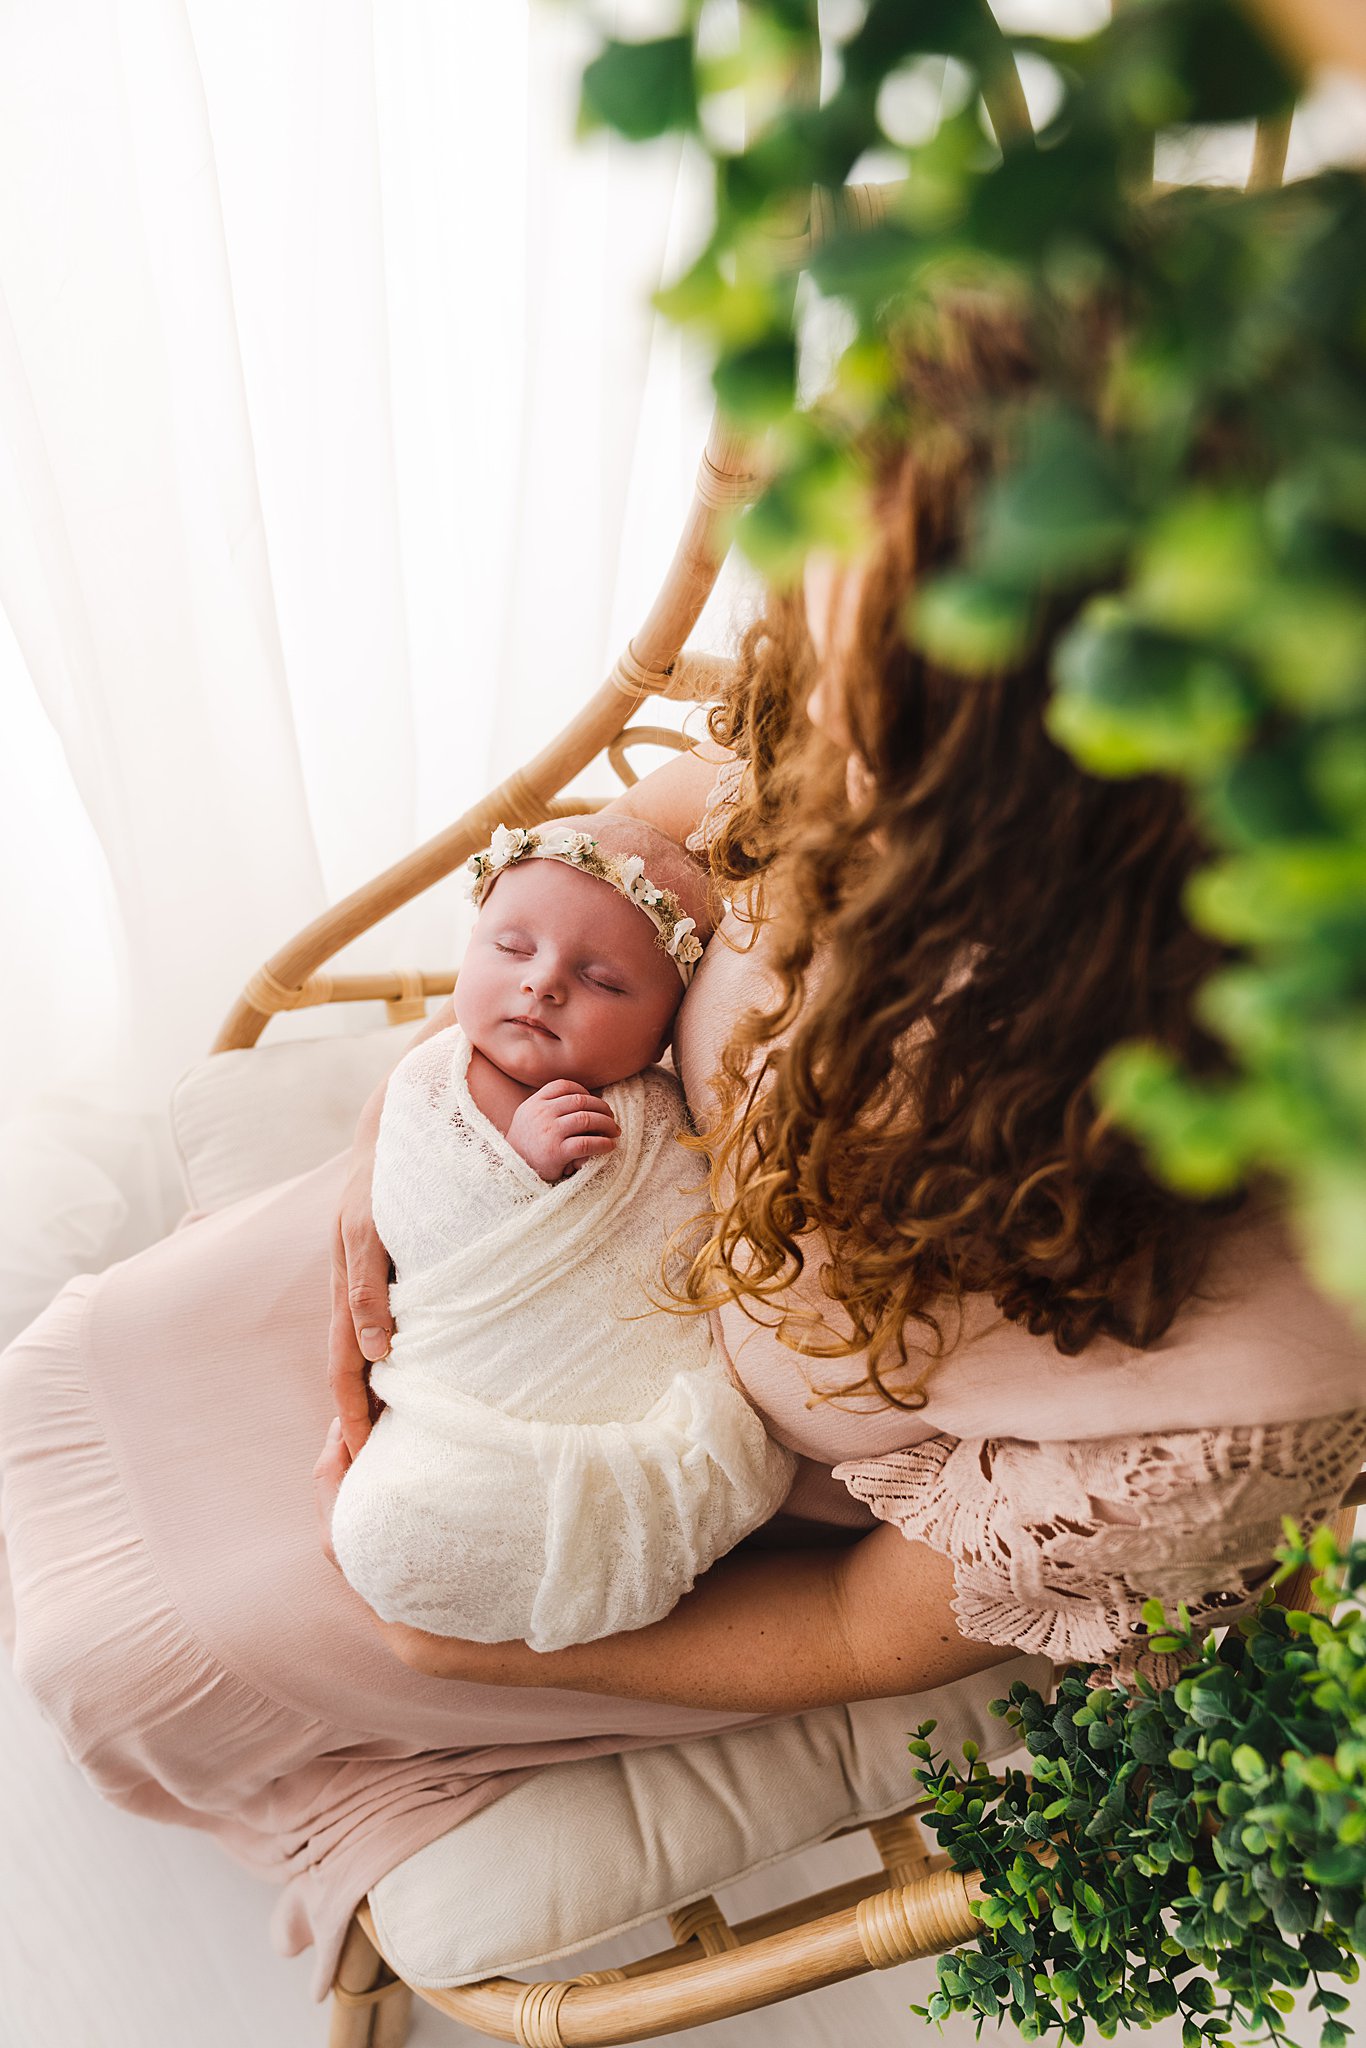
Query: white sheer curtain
6 1 1358 1348
0 0 720 1342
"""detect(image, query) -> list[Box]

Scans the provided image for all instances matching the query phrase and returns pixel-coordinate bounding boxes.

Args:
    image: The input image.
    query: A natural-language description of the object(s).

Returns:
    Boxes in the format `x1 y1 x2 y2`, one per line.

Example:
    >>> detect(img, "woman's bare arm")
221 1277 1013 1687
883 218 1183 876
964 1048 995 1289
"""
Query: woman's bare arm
313 1427 996 1711
370 1516 1011 1714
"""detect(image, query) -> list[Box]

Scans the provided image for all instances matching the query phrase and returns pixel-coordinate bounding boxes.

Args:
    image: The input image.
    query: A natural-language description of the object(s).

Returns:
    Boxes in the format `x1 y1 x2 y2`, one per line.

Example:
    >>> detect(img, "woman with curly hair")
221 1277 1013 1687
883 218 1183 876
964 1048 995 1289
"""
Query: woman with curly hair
332 292 1366 1686
4 292 1364 1995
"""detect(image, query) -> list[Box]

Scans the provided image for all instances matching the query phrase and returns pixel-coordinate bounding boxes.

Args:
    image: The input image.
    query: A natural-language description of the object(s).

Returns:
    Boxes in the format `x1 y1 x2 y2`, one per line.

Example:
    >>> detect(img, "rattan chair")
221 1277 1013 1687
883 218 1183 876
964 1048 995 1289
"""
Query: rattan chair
216 385 1359 2037
204 50 1360 2042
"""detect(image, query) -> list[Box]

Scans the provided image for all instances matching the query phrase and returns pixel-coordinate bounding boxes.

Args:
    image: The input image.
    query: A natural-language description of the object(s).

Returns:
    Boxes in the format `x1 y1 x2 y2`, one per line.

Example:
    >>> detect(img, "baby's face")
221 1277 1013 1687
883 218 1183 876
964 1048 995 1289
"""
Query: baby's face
455 859 685 1092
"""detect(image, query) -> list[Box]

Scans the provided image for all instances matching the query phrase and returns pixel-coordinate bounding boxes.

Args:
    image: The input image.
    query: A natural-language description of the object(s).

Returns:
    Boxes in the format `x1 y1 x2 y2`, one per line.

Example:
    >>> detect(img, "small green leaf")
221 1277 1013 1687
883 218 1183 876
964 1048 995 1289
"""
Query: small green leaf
975 408 1136 588
1232 1744 1266 1784
909 574 1036 675
579 35 696 141
713 335 798 431
1049 603 1259 782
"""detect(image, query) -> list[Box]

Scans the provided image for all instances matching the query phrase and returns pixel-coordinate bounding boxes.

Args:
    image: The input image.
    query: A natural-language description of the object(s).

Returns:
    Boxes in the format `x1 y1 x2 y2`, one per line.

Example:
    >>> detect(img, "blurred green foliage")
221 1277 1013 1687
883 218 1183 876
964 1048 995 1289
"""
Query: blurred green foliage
570 0 1366 1319
908 1529 1366 2047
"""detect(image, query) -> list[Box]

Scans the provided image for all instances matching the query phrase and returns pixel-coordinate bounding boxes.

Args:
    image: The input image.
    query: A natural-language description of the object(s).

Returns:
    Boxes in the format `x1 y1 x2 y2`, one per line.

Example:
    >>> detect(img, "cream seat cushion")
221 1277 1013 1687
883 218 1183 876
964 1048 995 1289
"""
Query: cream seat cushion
170 1027 1047 1983
367 1659 1042 1989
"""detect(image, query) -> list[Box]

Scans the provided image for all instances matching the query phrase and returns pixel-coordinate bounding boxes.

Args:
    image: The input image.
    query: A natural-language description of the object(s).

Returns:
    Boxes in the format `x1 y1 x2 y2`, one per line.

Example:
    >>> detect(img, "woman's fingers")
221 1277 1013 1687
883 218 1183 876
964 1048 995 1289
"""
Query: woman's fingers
312 1416 351 1481
312 1417 351 1572
345 1207 394 1359
328 1212 389 1459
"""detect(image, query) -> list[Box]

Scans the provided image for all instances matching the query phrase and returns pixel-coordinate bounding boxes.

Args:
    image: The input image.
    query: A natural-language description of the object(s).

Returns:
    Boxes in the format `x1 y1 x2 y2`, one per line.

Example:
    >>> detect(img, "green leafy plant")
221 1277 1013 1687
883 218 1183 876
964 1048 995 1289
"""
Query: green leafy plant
568 0 1366 1322
906 1530 1366 2047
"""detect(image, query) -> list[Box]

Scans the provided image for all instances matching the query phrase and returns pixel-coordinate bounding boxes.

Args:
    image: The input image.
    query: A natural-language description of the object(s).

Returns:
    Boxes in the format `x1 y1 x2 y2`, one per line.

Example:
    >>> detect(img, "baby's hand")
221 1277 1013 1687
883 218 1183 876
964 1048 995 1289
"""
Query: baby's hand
506 1079 620 1182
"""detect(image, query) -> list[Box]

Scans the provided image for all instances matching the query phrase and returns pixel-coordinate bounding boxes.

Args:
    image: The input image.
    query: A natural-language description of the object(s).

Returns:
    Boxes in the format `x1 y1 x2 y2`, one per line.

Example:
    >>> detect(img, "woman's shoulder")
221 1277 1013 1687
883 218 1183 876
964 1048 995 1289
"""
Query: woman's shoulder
963 1200 1366 1440
603 742 735 848
810 1207 1366 1679
930 1201 1366 1441
724 1200 1366 1464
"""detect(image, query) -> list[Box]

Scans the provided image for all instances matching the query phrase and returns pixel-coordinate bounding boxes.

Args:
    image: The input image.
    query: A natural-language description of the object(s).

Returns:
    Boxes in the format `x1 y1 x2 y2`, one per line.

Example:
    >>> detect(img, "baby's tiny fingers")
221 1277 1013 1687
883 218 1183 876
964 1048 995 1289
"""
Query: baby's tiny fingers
551 1095 617 1125
546 1088 613 1117
561 1111 619 1140
561 1133 618 1164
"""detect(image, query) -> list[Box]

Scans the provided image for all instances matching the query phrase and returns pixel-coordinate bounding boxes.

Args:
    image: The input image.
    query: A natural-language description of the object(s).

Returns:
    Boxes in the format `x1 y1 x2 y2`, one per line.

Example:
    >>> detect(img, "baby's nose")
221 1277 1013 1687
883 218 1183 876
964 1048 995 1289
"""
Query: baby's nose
523 962 564 1001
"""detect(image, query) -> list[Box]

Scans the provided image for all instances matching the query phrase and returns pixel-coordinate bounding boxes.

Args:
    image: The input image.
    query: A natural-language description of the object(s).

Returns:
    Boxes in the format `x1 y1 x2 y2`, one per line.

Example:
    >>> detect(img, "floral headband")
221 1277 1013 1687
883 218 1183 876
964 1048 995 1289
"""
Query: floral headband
465 824 705 985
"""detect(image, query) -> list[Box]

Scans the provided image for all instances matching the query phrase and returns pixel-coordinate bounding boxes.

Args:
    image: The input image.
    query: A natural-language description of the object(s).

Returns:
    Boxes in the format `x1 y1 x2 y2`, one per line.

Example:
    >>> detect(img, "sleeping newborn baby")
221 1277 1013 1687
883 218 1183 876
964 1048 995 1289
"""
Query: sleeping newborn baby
329 813 793 1652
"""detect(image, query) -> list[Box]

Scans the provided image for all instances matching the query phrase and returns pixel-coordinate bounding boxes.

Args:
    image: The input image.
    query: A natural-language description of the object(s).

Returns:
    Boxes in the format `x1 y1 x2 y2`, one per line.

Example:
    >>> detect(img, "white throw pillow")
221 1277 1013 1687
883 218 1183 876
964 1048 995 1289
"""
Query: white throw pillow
369 1654 1048 1988
171 1026 415 1213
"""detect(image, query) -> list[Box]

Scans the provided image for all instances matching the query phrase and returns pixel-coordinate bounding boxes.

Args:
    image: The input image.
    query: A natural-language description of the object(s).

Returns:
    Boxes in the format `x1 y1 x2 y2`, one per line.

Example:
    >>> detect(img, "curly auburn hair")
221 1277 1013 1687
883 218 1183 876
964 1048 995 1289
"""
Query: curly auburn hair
686 291 1237 1406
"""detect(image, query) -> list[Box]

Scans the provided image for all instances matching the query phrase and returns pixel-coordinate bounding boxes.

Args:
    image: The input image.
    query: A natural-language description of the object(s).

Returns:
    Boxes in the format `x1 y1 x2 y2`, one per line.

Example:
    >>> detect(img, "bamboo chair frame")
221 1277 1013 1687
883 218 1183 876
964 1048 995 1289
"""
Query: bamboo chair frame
200 42 1360 2042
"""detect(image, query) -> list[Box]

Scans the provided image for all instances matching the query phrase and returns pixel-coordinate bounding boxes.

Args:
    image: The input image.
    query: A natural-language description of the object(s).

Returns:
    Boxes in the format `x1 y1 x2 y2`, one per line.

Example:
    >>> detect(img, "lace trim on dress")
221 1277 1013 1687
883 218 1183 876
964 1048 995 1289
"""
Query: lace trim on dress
685 755 748 859
834 1410 1366 1686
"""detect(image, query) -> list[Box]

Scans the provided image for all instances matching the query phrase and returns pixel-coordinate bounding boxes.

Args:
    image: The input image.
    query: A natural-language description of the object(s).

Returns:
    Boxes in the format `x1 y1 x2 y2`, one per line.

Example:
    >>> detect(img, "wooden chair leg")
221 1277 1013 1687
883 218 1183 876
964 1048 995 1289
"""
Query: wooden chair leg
329 1914 414 2048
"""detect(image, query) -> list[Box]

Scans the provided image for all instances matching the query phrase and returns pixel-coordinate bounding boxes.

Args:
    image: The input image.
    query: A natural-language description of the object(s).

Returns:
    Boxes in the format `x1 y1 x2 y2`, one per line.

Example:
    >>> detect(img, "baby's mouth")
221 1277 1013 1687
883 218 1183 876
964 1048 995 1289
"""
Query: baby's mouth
508 1014 558 1037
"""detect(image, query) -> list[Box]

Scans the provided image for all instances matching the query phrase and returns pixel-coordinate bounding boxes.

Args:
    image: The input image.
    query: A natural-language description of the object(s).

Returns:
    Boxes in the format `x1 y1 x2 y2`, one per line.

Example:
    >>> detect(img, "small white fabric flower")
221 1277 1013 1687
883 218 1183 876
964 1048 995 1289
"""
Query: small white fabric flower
487 823 532 869
618 855 647 898
665 916 697 958
677 932 704 965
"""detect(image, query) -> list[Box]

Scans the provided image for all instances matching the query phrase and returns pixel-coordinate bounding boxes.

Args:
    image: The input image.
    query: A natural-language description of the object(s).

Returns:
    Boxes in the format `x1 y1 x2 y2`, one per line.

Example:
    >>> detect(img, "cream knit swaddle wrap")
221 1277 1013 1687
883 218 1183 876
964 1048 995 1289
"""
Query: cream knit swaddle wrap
330 1026 793 1651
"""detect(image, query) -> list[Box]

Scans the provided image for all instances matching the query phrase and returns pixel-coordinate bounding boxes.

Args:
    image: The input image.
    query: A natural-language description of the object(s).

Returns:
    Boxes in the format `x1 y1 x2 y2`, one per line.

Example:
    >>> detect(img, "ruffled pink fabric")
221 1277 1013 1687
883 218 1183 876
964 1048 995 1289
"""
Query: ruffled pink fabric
0 1163 769 1998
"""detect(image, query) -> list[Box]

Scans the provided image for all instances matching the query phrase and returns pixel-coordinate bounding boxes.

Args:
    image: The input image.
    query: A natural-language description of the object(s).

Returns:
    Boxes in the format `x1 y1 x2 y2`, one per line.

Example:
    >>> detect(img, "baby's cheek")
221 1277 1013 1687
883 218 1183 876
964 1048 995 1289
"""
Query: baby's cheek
452 958 495 1035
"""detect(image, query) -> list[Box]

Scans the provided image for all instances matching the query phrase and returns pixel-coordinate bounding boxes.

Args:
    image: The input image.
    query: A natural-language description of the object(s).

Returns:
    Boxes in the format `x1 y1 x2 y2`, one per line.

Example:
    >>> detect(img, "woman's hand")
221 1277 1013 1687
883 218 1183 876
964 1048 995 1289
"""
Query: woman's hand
329 1151 393 1458
374 1619 545 1683
312 1416 351 1571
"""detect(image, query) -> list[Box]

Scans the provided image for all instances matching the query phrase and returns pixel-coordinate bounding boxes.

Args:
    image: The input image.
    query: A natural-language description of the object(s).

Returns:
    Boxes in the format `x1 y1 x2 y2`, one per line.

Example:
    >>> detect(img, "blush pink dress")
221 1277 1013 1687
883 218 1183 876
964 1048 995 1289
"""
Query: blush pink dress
3 765 1364 1998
